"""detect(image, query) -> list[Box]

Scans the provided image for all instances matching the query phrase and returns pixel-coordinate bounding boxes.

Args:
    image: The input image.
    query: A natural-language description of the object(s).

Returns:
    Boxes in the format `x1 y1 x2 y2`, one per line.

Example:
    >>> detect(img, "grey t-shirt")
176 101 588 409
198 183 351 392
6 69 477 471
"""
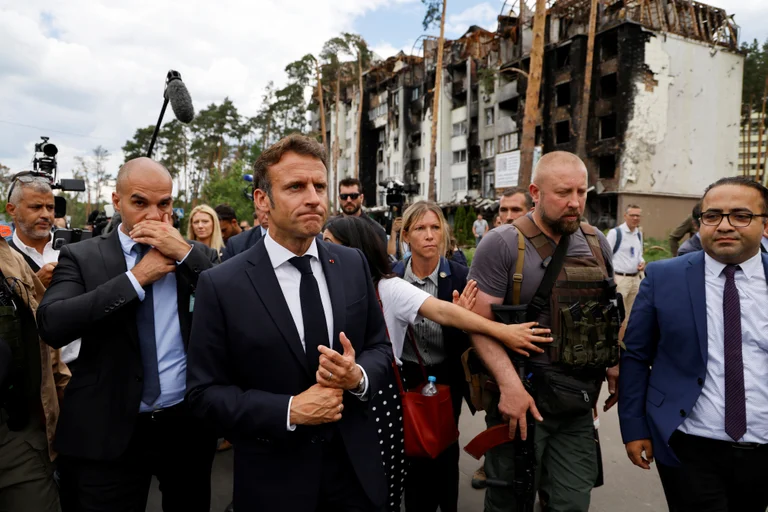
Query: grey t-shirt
473 219 489 237
468 219 614 330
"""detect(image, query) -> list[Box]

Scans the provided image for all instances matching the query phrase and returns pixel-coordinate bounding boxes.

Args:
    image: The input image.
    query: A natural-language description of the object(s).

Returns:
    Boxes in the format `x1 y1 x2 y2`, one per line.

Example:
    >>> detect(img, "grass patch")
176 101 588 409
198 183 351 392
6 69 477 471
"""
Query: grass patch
643 237 673 263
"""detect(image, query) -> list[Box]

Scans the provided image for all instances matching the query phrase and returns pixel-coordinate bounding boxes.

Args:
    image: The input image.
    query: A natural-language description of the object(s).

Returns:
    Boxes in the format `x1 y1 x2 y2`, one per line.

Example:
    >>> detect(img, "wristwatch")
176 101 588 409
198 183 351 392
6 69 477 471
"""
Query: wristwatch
353 368 367 394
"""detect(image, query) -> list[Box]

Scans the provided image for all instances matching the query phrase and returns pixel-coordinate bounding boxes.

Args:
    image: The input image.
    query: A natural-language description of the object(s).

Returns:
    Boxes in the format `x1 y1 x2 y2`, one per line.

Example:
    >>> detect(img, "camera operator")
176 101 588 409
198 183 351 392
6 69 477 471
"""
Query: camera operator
5 174 81 369
0 236 70 512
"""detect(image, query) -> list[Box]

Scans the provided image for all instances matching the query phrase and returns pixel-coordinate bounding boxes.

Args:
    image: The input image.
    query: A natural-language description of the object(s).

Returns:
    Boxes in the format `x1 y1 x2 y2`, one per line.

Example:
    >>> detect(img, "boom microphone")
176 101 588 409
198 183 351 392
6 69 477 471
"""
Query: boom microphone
165 72 195 124
147 69 194 158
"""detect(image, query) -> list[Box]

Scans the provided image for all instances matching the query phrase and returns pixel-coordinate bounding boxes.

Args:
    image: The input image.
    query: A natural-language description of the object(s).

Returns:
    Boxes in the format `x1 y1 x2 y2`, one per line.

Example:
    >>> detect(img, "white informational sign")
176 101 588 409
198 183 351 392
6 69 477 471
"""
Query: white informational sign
495 147 543 188
495 150 520 188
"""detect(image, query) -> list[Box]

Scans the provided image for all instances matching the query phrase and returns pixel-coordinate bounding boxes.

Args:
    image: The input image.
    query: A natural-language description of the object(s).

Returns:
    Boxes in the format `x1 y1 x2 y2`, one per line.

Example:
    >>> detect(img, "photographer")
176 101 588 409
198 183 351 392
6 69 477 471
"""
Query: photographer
0 236 70 512
5 174 81 368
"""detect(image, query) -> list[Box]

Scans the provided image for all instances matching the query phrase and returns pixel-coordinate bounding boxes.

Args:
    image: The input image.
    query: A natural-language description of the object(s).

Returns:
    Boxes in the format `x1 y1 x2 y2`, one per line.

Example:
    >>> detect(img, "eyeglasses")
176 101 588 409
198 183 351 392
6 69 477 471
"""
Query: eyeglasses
7 171 52 203
699 210 768 228
339 193 360 201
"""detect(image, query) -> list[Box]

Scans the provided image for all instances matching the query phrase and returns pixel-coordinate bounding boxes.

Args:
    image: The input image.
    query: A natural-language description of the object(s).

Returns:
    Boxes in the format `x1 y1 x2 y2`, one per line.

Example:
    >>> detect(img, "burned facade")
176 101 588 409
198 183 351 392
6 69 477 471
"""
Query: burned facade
312 0 743 237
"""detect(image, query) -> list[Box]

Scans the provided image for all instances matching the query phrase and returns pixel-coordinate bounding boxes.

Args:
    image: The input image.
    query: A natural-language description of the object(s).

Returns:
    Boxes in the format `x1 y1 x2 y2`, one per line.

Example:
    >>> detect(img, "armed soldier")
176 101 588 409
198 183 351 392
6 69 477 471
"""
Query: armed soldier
467 151 621 512
0 236 69 511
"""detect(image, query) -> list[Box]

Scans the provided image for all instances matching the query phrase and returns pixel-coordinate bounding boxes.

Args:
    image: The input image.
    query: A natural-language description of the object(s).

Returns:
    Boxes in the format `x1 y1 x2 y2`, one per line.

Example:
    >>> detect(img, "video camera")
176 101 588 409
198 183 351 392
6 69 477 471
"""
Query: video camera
10 137 88 248
379 178 419 218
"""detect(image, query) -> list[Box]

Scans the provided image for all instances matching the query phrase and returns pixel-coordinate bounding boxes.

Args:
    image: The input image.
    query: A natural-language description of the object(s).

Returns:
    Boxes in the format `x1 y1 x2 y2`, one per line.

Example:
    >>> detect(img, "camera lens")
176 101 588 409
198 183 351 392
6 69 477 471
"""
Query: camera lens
41 143 58 157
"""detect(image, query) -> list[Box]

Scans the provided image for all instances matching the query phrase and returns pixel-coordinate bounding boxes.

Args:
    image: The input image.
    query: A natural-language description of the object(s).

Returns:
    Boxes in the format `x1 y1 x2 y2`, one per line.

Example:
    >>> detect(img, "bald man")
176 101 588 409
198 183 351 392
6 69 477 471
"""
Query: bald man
37 157 220 512
468 151 620 512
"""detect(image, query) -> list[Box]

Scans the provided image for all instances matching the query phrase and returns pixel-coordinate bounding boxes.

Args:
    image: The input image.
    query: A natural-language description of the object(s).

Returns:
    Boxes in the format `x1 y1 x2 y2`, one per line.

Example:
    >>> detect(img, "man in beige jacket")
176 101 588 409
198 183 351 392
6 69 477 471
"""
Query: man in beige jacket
0 237 69 512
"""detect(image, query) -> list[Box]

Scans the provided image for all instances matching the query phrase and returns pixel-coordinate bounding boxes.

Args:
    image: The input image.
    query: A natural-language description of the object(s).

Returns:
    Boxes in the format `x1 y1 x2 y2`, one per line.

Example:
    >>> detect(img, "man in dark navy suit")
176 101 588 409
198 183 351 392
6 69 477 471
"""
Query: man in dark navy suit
620 176 768 512
186 134 391 512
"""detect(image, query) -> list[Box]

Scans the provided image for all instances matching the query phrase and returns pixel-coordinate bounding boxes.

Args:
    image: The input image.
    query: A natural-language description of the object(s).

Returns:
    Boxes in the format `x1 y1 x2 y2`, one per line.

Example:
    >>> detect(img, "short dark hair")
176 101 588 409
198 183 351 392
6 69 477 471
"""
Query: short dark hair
214 204 237 222
339 178 362 193
501 187 533 209
691 200 702 228
253 134 328 201
324 216 394 284
702 176 768 213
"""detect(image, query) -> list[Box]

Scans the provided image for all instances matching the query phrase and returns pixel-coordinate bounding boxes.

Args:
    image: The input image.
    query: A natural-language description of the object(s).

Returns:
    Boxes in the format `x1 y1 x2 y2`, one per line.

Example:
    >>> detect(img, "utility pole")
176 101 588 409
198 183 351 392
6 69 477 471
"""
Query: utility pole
427 0 447 202
748 97 753 178
518 0 548 187
315 59 327 152
757 79 767 184
576 0 599 169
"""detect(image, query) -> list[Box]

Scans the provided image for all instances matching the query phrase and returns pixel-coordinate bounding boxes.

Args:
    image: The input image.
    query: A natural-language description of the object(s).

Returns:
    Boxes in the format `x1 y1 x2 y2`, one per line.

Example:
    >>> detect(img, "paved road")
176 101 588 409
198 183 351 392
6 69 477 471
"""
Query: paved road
148 389 667 511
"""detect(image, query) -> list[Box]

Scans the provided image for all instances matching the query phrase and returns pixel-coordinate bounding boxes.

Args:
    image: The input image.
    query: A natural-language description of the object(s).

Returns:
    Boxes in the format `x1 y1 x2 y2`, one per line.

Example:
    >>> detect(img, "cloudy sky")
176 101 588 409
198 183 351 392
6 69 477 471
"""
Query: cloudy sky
1 0 765 180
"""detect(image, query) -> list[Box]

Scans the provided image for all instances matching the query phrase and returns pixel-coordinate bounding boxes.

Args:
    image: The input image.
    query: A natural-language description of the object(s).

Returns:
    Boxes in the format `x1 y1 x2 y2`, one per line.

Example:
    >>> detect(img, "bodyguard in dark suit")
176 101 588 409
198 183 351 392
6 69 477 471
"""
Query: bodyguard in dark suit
37 157 219 512
221 208 267 261
620 176 768 511
186 134 392 512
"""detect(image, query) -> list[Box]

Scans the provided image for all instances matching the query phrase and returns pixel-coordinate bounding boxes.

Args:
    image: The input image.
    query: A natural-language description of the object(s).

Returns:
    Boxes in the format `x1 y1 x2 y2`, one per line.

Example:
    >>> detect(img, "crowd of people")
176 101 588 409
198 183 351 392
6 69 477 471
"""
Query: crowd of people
0 132 766 512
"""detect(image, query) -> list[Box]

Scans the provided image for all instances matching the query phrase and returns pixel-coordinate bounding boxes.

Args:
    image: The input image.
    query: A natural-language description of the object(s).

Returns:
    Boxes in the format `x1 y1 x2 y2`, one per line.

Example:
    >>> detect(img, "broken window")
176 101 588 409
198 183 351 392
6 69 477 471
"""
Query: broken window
599 113 617 140
599 154 616 179
411 159 421 172
556 82 571 107
535 126 542 146
484 139 495 158
412 87 420 101
394 137 399 151
452 122 468 137
555 46 570 69
600 32 618 62
600 73 618 99
555 120 571 144
377 150 384 163
411 132 422 147
485 108 494 126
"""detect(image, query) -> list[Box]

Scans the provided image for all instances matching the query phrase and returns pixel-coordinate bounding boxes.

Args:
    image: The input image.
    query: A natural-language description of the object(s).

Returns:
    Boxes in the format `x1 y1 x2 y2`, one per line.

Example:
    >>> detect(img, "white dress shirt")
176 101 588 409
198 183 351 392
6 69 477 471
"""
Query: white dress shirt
12 230 59 270
13 230 82 364
262 233 368 430
606 223 644 274
678 251 768 443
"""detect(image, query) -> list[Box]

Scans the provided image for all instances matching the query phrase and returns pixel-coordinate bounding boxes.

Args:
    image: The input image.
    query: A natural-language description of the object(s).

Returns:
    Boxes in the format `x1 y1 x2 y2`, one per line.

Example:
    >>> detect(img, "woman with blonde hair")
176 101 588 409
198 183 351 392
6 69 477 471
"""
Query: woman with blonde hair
187 205 225 255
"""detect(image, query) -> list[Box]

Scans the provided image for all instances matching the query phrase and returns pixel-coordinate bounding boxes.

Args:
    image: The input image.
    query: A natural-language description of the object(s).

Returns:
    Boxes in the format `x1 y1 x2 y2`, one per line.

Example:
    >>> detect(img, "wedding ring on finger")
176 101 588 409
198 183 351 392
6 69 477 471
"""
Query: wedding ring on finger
338 404 343 412
328 372 333 380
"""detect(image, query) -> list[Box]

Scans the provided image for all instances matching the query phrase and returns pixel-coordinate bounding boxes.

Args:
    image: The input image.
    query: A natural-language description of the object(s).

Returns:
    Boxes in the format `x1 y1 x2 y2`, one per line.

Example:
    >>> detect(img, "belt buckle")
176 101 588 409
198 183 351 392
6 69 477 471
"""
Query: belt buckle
150 408 162 421
731 442 760 450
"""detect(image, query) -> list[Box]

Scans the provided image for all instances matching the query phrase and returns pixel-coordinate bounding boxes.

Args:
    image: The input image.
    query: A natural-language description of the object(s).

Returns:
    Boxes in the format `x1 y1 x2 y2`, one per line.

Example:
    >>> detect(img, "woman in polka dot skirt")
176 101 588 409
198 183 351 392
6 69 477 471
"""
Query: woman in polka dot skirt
323 216 554 511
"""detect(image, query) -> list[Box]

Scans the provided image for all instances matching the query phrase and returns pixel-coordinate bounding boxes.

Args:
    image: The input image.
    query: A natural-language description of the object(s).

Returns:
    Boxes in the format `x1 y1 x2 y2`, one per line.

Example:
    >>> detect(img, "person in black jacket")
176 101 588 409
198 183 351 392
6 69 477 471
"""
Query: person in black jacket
392 201 470 512
186 134 391 512
221 205 268 262
37 157 219 512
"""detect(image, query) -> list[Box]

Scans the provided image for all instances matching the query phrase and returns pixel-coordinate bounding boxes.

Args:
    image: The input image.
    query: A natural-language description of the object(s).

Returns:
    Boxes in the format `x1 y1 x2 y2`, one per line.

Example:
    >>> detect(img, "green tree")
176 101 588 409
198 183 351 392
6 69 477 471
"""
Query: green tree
465 206 477 244
742 38 768 110
200 160 254 225
454 205 467 245
121 126 155 162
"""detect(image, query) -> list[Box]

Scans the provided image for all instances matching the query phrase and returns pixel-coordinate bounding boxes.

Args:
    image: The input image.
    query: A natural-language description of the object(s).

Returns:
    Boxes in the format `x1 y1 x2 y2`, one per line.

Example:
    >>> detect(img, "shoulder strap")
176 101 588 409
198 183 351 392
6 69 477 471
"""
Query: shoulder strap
526 234 569 322
512 227 525 305
582 223 609 276
612 226 622 254
513 216 553 260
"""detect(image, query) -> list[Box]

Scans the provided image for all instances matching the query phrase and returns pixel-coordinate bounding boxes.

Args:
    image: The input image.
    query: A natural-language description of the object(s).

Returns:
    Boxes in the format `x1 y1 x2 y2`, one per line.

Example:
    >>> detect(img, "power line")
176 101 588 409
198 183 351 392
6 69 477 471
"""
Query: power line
0 119 111 141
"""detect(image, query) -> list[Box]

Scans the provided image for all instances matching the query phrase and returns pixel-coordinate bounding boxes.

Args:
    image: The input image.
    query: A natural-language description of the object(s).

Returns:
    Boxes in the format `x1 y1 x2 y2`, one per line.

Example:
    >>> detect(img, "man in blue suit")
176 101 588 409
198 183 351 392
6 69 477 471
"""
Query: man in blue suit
619 176 768 511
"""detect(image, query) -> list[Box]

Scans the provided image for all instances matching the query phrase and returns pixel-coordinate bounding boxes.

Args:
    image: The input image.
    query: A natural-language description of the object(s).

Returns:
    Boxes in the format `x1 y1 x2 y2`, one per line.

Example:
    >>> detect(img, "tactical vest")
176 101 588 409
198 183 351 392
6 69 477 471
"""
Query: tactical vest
512 216 620 370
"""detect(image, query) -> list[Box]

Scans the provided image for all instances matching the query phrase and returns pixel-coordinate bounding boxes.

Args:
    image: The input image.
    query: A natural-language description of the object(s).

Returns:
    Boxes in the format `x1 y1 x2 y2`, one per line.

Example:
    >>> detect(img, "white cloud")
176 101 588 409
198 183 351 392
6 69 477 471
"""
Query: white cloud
444 3 499 37
371 39 419 60
0 0 395 178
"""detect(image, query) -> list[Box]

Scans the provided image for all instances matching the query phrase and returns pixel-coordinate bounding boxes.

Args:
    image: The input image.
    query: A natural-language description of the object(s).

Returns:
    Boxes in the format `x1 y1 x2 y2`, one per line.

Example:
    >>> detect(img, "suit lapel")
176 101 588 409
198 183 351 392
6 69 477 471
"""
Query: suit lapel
318 241 345 352
686 252 708 364
98 229 140 352
245 241 311 376
437 257 452 302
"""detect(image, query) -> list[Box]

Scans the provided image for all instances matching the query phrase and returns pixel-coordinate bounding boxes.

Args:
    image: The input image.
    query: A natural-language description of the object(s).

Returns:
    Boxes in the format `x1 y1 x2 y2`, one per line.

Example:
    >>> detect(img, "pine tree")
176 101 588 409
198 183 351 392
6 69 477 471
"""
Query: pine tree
466 206 478 244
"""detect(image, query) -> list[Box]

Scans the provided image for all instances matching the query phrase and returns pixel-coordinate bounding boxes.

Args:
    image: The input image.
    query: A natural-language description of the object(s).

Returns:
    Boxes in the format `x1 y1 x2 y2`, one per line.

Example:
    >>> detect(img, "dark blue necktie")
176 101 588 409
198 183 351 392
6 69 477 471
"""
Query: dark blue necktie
288 255 329 373
722 264 746 441
134 244 161 405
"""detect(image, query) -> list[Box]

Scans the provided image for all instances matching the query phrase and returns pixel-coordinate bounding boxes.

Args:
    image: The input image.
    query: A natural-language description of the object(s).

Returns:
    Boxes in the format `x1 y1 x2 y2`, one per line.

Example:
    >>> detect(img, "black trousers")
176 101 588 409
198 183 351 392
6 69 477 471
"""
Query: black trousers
58 401 217 512
400 361 462 512
657 431 768 512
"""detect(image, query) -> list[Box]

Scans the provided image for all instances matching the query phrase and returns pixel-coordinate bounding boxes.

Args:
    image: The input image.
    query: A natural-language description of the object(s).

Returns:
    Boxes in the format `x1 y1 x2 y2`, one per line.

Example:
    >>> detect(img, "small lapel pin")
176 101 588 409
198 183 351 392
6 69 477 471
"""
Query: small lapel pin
439 271 447 278
329 259 335 264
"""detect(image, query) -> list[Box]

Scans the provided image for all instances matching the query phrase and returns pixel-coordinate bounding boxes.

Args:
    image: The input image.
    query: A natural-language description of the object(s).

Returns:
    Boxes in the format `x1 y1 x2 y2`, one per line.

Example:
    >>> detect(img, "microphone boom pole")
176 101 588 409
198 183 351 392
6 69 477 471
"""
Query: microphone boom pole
147 95 169 158
147 70 190 158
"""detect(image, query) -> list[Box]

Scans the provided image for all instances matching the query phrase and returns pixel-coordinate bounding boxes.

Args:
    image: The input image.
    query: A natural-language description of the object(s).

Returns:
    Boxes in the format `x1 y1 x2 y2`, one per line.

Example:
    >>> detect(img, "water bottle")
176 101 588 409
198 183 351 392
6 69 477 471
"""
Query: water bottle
421 376 438 396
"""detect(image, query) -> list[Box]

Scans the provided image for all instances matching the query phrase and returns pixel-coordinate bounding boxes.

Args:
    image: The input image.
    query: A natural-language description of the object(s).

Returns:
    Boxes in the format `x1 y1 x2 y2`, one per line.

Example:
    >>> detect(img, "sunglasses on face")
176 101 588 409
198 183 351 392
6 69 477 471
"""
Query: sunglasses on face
340 193 361 201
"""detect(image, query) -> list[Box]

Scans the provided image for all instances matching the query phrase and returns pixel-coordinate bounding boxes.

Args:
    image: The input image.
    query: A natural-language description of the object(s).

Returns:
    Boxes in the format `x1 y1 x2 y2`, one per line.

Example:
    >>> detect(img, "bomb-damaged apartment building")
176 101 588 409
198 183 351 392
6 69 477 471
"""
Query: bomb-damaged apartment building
312 0 743 238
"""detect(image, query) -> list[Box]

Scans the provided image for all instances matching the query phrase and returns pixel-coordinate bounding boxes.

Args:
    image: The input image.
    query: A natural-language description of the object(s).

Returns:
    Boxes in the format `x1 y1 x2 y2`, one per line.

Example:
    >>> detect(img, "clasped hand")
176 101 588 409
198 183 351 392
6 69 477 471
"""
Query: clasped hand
289 332 362 426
